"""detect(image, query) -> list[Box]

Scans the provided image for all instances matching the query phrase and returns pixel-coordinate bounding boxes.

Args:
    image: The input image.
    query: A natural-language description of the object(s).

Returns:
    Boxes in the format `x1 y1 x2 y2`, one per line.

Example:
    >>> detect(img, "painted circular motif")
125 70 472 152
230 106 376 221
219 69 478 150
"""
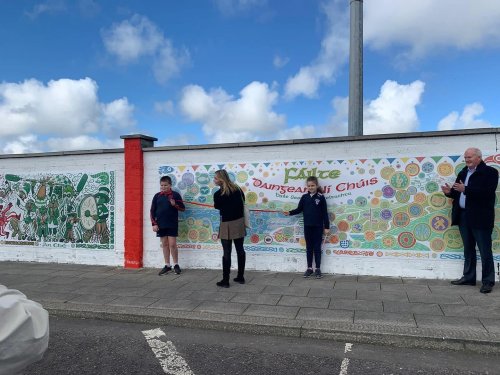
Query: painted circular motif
347 199 354 205
443 229 462 249
177 181 186 190
378 221 389 231
405 163 420 176
437 162 454 176
380 200 390 209
382 235 395 248
395 190 410 203
338 233 348 241
382 185 395 198
200 186 210 195
493 241 500 252
355 196 367 207
188 229 198 241
212 233 219 241
371 197 380 206
264 235 273 244
429 193 447 208
431 215 449 231
337 221 349 232
182 172 195 186
246 192 258 204
328 235 339 244
380 209 392 221
455 163 466 175
422 162 434 173
358 168 365 174
188 184 200 195
414 192 427 204
347 214 355 222
407 186 417 195
352 223 362 232
430 238 445 252
196 173 210 185
413 223 431 241
364 231 376 241
198 228 210 241
390 172 410 189
408 203 423 217
425 181 439 194
381 166 395 180
376 251 384 257
236 171 248 183
374 190 383 198
392 212 410 227
398 232 416 248
274 233 285 242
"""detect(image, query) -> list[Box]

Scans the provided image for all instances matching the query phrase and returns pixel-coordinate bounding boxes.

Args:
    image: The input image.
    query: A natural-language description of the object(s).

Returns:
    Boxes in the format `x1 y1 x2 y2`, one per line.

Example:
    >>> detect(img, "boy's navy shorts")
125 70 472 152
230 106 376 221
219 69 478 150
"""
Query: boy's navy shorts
156 227 178 237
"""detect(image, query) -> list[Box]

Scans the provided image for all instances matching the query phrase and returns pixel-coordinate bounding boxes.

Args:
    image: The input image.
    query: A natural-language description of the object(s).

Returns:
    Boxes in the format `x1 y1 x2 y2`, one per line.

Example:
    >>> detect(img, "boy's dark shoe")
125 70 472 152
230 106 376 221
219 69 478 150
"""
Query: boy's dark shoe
233 276 245 284
480 284 493 294
216 280 230 288
158 265 172 276
315 268 322 279
450 277 476 286
174 264 182 275
303 268 314 278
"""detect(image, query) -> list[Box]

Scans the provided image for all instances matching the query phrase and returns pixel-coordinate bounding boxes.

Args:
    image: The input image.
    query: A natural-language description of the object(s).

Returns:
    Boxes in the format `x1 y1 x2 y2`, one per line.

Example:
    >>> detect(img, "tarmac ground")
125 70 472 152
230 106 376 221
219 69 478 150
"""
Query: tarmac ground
1 261 500 354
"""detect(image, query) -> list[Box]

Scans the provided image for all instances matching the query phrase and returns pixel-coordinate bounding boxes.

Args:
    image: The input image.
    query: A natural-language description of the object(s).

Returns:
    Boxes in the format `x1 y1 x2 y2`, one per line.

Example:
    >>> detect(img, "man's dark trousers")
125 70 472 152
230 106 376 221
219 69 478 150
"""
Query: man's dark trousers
459 210 495 286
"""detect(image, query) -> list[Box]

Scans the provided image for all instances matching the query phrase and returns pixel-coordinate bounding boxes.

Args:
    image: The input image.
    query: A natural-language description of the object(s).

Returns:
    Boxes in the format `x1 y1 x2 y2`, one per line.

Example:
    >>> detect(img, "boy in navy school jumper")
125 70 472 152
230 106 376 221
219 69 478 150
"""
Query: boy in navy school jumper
150 176 185 276
283 176 330 278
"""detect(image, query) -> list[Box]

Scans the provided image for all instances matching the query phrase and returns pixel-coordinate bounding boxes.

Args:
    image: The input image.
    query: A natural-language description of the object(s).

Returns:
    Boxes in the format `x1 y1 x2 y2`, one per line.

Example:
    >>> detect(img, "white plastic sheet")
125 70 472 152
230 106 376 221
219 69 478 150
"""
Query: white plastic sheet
0 285 49 374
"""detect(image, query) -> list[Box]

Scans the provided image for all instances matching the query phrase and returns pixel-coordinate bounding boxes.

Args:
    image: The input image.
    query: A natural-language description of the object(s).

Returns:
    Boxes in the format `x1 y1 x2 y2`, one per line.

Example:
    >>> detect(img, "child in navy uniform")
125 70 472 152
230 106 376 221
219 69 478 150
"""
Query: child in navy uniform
151 176 185 276
283 176 330 278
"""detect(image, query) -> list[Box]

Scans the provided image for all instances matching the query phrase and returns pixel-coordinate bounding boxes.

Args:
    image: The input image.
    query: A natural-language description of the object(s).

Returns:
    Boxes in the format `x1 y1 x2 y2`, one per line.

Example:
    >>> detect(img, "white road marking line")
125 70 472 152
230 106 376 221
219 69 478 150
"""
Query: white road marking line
339 343 353 375
142 328 194 375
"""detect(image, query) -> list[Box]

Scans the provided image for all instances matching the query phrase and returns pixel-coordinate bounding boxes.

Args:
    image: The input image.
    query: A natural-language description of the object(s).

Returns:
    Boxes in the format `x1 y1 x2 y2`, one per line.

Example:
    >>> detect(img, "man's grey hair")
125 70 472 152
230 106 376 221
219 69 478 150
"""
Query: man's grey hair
469 148 482 158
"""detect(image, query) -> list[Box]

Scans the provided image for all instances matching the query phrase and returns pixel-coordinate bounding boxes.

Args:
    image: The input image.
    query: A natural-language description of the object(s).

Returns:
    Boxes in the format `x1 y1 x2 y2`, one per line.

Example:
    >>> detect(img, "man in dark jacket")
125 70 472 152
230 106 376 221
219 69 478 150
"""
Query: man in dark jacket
441 148 498 293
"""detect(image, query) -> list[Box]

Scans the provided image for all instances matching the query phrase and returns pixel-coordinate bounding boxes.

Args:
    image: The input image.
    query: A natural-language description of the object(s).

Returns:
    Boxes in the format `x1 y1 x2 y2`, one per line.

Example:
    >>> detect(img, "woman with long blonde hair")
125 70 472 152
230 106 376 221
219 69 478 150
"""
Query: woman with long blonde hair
213 169 246 288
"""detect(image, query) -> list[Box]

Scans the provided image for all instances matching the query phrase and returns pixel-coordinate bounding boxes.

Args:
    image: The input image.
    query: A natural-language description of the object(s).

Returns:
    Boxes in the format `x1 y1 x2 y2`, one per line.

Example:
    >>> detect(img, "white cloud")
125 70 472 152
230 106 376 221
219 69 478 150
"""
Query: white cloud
437 103 495 131
44 135 122 151
284 0 350 99
364 0 500 59
325 80 425 136
0 78 135 153
364 80 424 134
277 125 316 140
179 81 286 143
26 0 66 19
214 0 268 15
273 55 289 69
102 15 190 83
154 100 175 115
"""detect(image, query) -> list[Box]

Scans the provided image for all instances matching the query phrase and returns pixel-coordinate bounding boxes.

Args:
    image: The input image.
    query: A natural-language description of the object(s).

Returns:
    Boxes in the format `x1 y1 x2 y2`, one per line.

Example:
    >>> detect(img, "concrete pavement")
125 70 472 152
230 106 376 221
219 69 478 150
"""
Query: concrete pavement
1 261 500 353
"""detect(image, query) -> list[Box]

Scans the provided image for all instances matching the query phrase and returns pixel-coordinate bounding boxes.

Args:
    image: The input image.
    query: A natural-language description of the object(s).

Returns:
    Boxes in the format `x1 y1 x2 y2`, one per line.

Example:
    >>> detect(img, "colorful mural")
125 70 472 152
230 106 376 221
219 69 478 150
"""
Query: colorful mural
0 171 115 249
160 153 500 262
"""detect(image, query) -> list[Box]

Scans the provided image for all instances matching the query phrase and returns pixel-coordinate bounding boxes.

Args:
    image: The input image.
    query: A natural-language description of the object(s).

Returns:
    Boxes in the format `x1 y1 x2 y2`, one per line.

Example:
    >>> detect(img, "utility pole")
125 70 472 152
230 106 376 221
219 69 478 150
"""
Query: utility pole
348 0 363 136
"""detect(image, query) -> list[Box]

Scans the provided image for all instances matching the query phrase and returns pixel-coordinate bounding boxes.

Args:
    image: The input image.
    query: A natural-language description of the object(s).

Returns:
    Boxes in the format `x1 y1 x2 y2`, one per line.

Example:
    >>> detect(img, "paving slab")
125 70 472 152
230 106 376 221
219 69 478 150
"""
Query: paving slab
3 261 500 354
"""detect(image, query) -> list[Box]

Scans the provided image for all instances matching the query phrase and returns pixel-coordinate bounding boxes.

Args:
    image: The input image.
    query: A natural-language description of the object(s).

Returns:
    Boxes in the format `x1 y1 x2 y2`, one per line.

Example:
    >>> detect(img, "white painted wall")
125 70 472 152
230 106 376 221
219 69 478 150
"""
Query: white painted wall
142 131 500 279
1 130 498 279
0 152 125 265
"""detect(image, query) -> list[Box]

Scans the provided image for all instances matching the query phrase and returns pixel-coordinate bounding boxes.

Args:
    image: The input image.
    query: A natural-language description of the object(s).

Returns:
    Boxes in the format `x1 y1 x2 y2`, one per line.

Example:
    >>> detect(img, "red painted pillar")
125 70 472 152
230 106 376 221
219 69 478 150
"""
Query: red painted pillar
120 134 157 268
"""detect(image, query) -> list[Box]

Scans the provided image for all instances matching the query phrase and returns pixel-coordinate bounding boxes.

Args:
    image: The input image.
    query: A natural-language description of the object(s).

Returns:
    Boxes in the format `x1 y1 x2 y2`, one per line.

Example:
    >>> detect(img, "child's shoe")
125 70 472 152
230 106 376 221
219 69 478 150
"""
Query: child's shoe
315 268 322 279
174 264 182 275
303 268 314 278
158 265 172 276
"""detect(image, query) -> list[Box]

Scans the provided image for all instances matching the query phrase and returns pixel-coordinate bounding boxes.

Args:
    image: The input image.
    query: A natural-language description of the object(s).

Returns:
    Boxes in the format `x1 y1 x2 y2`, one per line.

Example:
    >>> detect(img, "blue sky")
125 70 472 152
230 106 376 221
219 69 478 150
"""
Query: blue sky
0 0 499 153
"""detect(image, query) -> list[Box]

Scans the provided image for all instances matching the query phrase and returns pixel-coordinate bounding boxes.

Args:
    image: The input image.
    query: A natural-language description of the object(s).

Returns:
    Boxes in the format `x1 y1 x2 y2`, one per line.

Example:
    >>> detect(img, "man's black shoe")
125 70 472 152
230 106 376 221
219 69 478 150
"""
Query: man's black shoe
233 276 245 284
450 277 476 286
480 284 493 294
216 280 230 288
